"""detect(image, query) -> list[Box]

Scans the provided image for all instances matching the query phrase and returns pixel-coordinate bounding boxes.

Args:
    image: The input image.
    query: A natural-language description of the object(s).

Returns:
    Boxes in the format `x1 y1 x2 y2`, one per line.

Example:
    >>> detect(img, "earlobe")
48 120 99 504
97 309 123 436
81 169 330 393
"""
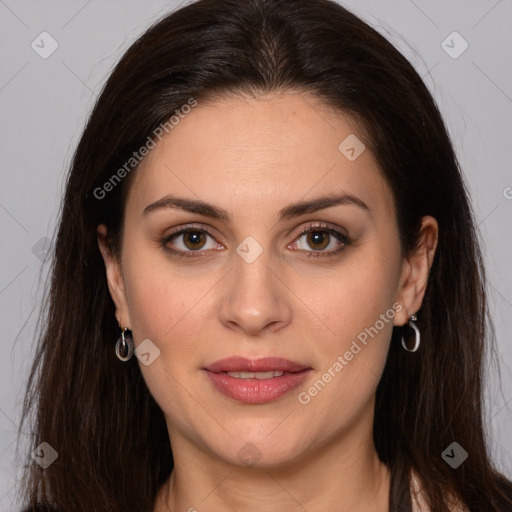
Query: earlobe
97 224 131 328
394 216 438 326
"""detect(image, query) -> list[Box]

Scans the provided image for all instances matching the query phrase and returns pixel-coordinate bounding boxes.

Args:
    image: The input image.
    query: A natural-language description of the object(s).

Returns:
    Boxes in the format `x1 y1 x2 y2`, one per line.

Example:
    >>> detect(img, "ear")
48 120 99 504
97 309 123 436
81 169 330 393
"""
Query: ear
97 224 132 329
394 216 438 326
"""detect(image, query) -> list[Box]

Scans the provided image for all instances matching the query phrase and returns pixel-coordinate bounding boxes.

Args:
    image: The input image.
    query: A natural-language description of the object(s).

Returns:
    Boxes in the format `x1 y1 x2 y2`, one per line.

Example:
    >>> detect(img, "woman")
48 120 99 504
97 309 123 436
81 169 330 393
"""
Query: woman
17 0 512 510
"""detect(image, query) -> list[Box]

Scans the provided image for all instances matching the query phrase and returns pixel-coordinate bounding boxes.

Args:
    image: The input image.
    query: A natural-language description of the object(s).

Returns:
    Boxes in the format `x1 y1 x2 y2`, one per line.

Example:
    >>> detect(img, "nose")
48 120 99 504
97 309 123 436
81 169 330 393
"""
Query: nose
218 246 293 336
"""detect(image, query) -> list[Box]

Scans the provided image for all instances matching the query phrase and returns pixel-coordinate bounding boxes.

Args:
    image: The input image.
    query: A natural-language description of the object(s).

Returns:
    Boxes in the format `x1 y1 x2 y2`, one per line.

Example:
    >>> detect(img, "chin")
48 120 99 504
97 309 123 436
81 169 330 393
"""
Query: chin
213 432 309 470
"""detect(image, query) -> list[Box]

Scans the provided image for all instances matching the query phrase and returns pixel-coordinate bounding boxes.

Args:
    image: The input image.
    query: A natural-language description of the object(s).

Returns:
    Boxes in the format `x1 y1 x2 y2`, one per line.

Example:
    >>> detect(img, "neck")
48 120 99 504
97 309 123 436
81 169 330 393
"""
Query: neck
154 408 391 511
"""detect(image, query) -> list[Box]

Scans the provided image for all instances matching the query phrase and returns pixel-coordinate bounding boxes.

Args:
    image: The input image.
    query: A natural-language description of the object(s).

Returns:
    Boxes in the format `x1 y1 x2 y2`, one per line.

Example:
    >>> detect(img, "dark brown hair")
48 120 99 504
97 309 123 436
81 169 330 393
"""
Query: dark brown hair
17 0 512 510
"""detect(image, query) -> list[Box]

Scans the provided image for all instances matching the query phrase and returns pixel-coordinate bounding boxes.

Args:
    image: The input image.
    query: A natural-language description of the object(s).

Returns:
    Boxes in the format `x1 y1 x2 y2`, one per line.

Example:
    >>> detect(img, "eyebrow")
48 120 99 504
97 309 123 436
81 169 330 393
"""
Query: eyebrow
142 192 370 222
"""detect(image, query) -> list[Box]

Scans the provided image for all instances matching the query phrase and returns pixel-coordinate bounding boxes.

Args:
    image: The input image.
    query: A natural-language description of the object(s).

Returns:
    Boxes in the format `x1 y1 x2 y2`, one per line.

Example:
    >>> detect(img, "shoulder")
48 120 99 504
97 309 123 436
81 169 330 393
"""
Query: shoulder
20 507 58 512
410 469 430 511
410 469 469 512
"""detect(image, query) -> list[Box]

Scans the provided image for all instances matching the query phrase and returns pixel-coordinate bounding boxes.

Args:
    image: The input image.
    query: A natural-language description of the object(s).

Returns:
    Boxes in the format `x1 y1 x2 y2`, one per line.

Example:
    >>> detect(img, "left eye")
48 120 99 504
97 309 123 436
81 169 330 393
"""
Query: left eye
290 227 348 254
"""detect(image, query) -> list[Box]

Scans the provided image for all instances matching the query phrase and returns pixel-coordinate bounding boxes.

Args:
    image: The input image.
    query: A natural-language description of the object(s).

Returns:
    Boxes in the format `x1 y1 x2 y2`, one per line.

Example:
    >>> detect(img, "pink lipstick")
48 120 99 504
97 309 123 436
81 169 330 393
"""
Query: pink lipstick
203 356 312 404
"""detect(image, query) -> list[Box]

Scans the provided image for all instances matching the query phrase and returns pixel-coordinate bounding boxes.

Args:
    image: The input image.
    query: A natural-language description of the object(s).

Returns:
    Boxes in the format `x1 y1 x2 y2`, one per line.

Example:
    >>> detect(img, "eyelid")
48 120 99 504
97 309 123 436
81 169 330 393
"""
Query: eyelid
292 221 349 240
163 222 223 244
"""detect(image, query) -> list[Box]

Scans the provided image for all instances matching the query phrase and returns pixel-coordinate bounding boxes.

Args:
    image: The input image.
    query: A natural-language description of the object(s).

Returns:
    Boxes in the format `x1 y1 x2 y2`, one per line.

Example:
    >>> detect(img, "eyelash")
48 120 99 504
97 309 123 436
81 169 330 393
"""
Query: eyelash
160 222 350 259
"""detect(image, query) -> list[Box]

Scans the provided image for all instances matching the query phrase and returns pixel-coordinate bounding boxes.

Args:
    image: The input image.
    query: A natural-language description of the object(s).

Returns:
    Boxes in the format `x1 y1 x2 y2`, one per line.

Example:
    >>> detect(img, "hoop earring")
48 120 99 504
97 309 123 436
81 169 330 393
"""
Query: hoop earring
401 314 420 352
115 327 134 361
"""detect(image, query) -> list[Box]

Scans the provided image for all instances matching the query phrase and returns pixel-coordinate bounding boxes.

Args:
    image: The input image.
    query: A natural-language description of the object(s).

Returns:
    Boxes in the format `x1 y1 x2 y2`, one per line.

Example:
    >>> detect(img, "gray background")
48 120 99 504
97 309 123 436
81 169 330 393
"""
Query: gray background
0 0 511 510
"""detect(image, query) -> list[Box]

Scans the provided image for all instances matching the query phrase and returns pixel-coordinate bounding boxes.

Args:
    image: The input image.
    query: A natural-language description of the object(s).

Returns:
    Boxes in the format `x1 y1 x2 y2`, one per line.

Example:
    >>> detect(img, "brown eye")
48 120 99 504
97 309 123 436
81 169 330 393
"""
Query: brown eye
162 225 222 257
305 231 330 251
290 224 350 258
181 230 207 250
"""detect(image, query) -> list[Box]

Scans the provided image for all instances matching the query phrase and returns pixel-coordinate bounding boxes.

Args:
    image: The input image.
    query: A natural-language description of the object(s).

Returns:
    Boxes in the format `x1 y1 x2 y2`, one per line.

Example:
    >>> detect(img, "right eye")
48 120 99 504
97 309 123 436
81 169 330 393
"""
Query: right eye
161 225 224 258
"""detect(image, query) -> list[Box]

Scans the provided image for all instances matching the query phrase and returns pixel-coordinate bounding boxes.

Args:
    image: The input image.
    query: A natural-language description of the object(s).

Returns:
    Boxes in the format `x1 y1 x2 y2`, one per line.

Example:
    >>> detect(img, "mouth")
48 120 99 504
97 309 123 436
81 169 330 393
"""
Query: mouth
203 356 312 404
221 370 287 379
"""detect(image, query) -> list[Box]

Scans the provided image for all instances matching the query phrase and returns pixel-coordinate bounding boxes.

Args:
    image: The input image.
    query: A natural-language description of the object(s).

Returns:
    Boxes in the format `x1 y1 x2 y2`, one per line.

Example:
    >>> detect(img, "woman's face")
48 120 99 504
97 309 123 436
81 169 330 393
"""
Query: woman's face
99 91 437 469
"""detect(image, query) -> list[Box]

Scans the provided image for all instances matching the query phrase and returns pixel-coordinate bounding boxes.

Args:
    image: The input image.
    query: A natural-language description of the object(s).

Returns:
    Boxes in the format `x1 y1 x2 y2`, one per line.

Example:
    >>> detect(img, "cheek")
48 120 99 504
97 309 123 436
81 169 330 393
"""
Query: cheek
307 241 401 347
121 239 196 337
121 249 206 421
124 260 177 340
122 244 218 365
300 236 401 411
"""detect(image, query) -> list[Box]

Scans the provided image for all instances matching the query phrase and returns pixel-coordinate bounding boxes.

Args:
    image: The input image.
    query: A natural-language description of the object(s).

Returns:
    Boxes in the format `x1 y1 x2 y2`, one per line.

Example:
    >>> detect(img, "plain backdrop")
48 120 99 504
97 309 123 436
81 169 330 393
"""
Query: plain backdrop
0 0 511 510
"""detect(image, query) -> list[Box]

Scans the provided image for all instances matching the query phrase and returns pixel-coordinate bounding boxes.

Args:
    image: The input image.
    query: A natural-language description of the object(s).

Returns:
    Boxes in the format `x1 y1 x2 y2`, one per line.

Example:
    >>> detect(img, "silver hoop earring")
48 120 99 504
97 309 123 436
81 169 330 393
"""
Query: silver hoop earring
401 314 420 352
115 327 134 361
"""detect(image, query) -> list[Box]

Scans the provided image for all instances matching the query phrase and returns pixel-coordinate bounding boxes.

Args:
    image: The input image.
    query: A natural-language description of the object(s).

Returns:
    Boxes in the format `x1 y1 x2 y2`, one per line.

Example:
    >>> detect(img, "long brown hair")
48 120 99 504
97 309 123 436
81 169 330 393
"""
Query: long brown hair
17 0 512 510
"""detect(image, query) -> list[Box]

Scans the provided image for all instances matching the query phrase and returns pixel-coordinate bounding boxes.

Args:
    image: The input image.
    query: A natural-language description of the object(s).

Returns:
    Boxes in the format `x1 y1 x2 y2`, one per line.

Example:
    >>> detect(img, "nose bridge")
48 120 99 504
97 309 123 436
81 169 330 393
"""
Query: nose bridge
218 236 292 334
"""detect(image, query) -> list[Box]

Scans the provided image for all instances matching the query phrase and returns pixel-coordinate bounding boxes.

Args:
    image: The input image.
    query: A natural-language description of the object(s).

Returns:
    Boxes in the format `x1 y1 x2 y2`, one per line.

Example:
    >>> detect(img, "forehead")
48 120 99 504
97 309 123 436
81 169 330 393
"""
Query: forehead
126 91 395 221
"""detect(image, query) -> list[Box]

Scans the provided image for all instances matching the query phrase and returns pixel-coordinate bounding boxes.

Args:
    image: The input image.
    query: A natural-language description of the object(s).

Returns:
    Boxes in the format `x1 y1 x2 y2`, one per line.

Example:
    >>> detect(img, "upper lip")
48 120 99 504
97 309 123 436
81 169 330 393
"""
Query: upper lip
204 356 310 373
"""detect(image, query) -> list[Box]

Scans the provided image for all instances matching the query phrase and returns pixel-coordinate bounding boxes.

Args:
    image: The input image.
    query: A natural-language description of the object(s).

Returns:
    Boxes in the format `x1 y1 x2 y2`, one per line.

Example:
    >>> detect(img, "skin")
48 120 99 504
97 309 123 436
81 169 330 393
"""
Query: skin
97 91 438 512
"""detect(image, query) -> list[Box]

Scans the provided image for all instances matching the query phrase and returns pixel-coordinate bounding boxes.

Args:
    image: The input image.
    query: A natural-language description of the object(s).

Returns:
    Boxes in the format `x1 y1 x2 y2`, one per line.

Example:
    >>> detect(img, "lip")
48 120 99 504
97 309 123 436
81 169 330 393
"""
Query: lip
205 356 309 373
203 357 312 404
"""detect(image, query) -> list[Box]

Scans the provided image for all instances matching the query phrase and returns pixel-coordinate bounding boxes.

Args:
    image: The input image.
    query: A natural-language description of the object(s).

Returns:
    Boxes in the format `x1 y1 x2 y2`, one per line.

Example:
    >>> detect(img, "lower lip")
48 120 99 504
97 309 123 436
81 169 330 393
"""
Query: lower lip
204 370 311 404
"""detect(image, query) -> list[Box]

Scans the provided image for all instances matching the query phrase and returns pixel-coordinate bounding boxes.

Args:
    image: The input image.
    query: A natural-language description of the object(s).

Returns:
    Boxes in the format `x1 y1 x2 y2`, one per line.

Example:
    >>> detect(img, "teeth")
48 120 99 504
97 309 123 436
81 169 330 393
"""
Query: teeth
226 371 285 379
